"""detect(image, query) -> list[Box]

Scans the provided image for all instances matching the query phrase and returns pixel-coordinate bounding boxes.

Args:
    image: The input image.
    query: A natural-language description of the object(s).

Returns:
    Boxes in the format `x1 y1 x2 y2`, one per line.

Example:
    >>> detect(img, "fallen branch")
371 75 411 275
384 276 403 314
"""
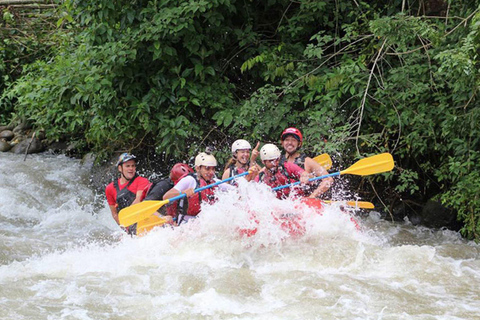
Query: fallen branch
24 131 36 161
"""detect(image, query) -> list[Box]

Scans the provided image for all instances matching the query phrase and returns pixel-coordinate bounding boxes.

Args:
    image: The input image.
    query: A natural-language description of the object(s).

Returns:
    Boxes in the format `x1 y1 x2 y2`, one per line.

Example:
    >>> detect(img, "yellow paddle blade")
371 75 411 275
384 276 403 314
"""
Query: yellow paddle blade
313 153 332 170
324 200 374 209
118 200 169 227
136 215 169 236
340 153 394 176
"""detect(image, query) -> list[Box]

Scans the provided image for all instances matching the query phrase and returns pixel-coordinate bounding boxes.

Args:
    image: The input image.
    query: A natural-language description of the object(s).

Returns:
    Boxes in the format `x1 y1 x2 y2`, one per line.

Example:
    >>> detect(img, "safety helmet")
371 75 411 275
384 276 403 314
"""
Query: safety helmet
170 163 194 184
260 144 281 161
195 152 218 167
281 127 303 143
116 153 137 166
231 139 252 153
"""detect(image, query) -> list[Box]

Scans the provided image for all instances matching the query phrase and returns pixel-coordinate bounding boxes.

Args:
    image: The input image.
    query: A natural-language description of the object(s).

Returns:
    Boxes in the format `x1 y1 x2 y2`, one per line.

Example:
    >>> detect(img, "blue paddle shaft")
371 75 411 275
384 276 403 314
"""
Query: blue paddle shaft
272 171 341 191
168 171 250 202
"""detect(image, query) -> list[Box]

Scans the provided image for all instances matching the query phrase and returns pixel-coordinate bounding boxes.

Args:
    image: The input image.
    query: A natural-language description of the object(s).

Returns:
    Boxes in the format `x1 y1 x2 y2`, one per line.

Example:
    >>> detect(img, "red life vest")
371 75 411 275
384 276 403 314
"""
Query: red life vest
258 164 304 199
186 173 217 216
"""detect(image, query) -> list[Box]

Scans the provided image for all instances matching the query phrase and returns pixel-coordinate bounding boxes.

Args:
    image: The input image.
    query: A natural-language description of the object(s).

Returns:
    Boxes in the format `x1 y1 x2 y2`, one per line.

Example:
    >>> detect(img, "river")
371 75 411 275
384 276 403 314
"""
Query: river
0 152 479 320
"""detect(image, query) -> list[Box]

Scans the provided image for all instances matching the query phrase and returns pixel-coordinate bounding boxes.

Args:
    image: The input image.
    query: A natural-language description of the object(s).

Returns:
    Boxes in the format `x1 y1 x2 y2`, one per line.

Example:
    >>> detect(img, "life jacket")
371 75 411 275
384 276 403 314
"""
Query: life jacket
279 153 307 169
258 164 298 199
228 163 249 185
113 174 138 211
166 171 191 217
185 173 217 216
143 178 175 215
279 153 319 197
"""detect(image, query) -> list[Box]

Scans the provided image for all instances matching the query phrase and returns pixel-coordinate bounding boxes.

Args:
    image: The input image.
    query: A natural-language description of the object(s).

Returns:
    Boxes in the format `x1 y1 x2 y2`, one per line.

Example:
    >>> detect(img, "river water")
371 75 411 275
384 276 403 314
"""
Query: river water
0 152 479 320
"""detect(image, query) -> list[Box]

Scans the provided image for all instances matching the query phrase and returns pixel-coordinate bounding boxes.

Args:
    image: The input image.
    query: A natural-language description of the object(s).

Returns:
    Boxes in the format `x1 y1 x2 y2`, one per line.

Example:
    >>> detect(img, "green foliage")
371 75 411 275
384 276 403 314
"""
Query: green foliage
441 153 480 240
0 3 66 124
2 0 480 240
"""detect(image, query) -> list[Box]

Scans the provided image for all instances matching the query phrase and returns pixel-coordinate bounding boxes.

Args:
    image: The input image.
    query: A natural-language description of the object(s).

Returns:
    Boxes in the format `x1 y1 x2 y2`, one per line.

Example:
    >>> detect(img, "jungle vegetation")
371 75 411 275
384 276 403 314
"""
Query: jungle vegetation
1 0 479 240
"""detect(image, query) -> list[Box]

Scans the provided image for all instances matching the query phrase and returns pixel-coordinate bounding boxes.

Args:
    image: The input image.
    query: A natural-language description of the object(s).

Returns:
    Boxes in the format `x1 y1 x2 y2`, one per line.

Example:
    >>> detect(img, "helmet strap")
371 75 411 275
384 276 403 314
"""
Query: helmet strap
285 141 302 156
119 166 132 182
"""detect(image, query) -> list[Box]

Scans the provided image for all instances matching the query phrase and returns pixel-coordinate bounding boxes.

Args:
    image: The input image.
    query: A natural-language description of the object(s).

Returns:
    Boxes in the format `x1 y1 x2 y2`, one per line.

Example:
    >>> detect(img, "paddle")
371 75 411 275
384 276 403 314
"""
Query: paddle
313 153 332 170
324 200 375 209
135 215 169 236
273 153 394 191
119 171 251 227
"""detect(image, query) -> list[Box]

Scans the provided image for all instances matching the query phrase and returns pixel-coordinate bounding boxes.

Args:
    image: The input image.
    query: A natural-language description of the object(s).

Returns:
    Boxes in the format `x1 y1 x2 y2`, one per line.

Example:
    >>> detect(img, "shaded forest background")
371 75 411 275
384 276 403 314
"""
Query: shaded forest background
1 0 479 240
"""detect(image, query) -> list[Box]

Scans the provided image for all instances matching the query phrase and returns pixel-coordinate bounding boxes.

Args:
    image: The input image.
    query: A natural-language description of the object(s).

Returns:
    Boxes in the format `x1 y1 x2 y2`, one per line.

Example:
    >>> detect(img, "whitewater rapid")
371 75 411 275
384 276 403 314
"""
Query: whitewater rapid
0 152 479 320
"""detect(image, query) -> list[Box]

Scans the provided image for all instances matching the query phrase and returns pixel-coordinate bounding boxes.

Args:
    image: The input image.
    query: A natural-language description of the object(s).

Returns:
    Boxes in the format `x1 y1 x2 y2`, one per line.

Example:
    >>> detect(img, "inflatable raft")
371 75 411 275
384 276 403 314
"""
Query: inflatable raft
239 198 360 238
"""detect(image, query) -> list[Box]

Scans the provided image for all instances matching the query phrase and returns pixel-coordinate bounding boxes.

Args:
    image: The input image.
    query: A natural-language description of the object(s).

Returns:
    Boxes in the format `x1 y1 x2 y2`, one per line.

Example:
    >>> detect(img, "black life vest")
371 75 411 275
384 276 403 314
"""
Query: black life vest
279 153 307 169
228 163 249 185
113 174 138 211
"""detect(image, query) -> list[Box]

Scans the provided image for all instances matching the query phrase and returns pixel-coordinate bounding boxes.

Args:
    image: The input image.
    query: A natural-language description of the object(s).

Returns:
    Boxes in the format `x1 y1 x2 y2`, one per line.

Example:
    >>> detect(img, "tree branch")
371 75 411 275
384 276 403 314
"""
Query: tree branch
355 38 387 155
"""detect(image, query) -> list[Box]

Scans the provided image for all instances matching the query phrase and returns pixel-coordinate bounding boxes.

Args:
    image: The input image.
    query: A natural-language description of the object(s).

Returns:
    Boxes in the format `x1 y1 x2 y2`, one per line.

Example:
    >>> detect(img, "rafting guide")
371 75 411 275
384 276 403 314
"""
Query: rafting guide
279 127 333 198
105 153 150 234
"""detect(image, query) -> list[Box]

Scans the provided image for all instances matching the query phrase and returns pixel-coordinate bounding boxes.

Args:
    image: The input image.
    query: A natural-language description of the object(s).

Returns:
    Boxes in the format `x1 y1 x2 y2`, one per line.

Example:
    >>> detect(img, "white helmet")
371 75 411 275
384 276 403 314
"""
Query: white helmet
195 152 217 167
231 139 251 153
260 144 281 161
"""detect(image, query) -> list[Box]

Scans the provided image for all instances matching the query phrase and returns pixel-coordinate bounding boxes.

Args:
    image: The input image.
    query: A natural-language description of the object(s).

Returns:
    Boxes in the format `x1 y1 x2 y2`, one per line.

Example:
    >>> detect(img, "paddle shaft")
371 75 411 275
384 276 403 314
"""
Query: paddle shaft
272 172 340 191
165 171 250 203
272 153 394 191
119 170 251 227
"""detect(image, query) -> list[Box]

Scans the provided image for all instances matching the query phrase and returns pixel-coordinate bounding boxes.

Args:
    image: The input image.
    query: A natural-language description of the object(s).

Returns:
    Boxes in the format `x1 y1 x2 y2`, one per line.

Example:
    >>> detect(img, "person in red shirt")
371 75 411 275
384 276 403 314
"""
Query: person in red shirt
105 153 150 231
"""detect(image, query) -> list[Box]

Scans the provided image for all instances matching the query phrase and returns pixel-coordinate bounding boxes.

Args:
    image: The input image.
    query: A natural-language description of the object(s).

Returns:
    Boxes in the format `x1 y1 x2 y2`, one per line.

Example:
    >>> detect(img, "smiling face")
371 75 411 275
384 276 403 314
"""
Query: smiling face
281 135 301 154
235 149 250 165
197 165 216 182
118 160 137 180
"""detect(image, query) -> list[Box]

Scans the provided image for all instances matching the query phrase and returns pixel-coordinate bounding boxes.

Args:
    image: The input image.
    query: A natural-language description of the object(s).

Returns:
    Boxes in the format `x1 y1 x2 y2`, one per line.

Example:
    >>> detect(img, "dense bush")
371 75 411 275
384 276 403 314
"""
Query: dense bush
1 0 479 240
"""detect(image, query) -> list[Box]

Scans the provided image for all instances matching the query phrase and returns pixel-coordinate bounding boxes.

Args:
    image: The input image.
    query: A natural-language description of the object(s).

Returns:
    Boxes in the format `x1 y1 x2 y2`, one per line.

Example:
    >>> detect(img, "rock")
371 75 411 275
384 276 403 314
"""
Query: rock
390 200 422 223
0 140 12 152
13 122 32 134
421 200 461 230
0 130 14 141
10 134 26 145
0 124 15 132
10 137 44 154
65 141 84 157
81 152 96 171
36 130 46 140
47 141 69 154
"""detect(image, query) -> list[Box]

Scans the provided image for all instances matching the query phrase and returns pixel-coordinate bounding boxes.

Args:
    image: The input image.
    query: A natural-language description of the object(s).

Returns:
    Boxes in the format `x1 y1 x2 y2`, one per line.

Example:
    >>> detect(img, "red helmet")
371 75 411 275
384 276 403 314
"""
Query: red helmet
281 127 303 143
170 163 193 184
